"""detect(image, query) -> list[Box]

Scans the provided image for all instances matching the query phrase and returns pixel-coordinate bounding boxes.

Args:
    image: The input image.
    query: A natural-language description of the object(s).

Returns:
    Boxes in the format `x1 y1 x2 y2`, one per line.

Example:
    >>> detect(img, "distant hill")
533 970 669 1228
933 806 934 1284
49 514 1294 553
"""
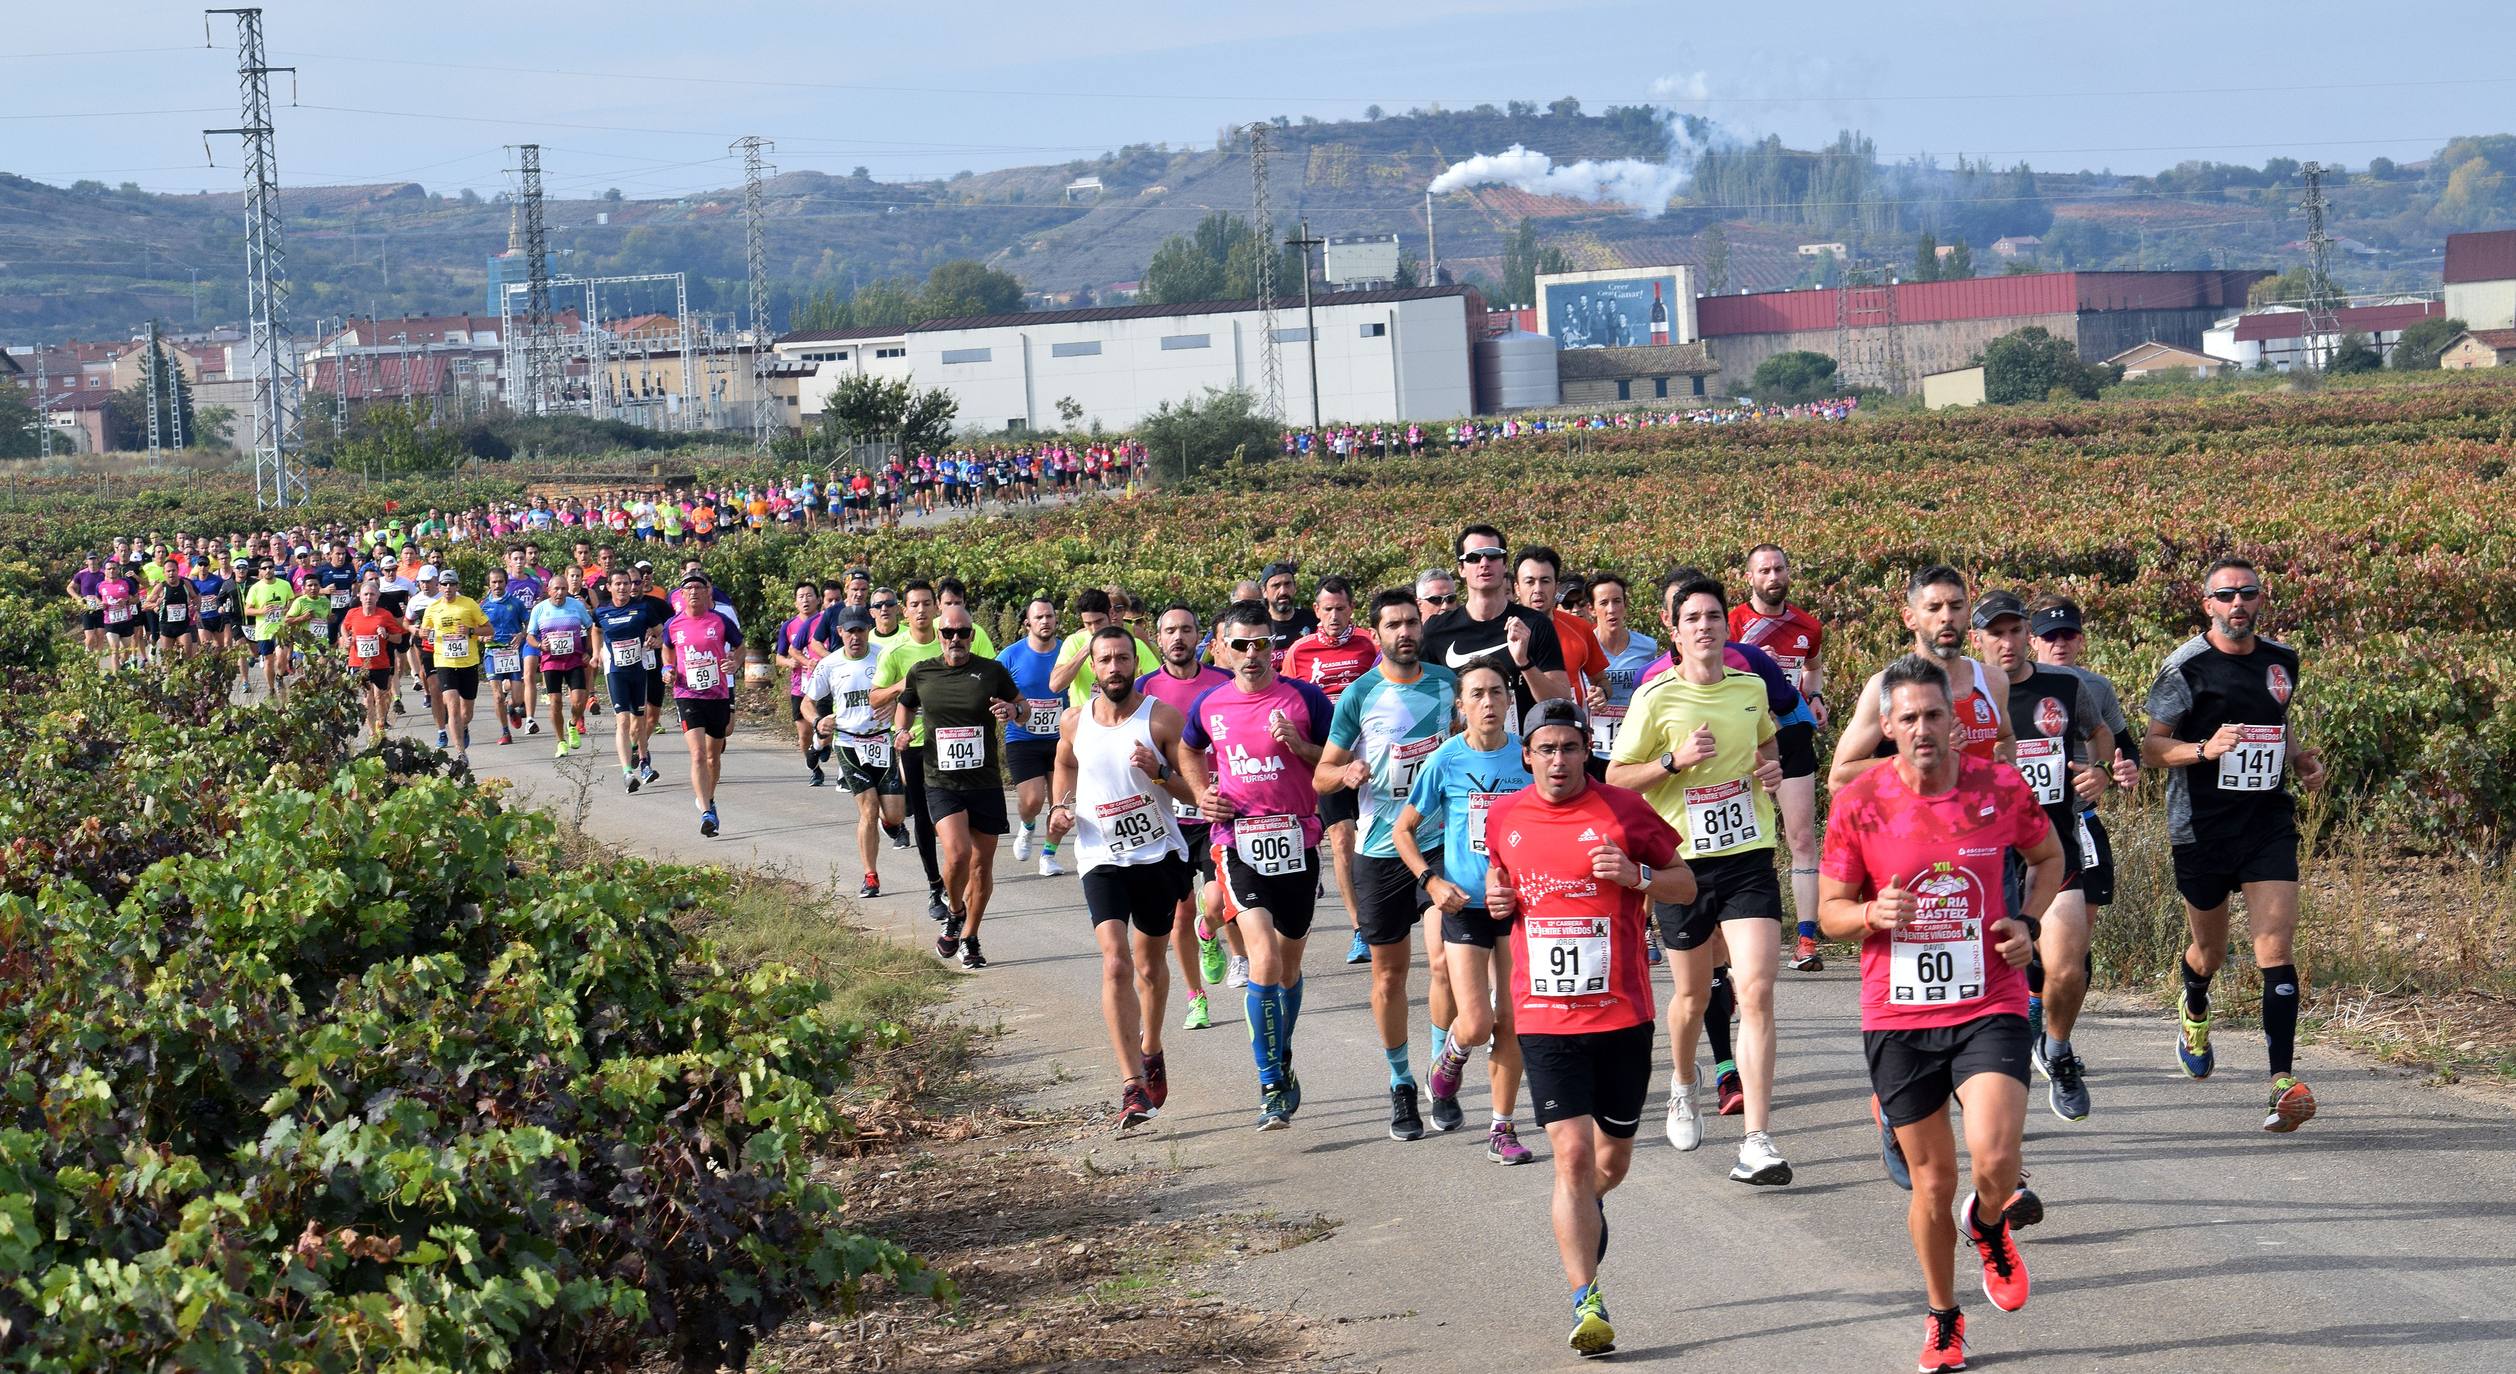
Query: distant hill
3 114 2508 344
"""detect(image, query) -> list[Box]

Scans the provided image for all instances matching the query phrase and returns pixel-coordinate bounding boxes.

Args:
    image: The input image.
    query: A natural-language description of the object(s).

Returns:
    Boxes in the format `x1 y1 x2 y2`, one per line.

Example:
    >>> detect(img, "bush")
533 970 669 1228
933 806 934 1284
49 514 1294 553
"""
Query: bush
1751 350 1840 404
0 652 941 1370
1980 326 2111 404
1136 385 1283 482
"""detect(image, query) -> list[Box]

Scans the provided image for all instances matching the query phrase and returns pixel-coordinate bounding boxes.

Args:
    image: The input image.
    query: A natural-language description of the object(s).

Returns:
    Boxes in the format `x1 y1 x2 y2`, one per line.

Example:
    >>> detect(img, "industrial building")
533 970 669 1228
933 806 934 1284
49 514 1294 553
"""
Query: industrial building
2444 230 2516 332
2201 299 2442 372
782 286 1478 431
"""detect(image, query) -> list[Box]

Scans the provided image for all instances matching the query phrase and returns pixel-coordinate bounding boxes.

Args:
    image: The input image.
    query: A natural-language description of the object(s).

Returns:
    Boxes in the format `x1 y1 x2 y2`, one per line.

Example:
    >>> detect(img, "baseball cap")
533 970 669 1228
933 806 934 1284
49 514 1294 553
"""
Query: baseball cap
1261 560 1299 582
634 559 654 571
834 606 875 631
1970 590 2027 630
1522 698 1589 739
2030 600 2084 638
438 569 461 585
417 564 439 584
680 571 710 586
845 566 870 581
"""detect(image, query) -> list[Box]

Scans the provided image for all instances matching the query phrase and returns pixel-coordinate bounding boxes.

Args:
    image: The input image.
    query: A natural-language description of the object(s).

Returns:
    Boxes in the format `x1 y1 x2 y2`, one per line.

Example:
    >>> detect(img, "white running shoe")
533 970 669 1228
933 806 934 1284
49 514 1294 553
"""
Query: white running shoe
1013 826 1033 862
1730 1130 1794 1186
1665 1083 1703 1151
1226 954 1251 988
1039 851 1066 878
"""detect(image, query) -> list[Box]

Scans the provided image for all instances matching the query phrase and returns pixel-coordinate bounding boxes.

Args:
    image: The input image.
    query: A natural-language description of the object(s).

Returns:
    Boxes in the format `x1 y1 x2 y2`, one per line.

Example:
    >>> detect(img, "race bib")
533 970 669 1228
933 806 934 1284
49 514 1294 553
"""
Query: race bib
936 725 985 772
2015 737 2069 807
1232 813 1307 875
1524 913 1611 998
858 734 893 770
1684 777 1763 855
487 647 520 677
1024 698 1064 736
1889 869 1987 1006
164 604 188 623
643 646 660 670
329 591 353 609
684 658 721 692
353 634 383 660
103 603 133 625
1466 791 1511 857
1589 705 1625 757
542 629 579 657
2217 725 2286 792
1095 794 1164 856
2074 811 2098 868
1388 733 1442 798
437 632 469 660
608 639 644 672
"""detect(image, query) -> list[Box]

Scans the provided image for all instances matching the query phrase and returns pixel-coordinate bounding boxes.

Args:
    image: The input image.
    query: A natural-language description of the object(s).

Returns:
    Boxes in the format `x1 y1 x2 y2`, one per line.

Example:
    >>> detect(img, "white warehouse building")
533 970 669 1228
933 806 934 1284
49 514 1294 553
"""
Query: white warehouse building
778 285 1479 432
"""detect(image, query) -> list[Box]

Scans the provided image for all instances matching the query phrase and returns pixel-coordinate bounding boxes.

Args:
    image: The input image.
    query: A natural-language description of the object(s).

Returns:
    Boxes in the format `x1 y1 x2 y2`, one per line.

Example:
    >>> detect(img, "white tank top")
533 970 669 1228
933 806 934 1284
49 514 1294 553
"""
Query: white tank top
1073 694 1187 871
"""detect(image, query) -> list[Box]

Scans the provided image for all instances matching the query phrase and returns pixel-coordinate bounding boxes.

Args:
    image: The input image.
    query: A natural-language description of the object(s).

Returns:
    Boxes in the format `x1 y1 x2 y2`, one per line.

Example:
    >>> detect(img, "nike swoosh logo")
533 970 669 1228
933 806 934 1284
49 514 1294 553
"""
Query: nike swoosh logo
1444 644 1495 670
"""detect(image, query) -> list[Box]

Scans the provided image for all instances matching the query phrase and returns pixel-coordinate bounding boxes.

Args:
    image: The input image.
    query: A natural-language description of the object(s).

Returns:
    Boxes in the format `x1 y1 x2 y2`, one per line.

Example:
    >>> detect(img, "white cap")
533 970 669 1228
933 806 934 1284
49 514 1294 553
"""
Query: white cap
417 565 439 584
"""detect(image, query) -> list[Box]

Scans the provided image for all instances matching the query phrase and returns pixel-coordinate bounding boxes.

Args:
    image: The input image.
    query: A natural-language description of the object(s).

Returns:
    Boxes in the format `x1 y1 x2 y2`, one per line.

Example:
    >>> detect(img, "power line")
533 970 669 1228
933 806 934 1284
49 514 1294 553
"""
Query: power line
202 6 304 508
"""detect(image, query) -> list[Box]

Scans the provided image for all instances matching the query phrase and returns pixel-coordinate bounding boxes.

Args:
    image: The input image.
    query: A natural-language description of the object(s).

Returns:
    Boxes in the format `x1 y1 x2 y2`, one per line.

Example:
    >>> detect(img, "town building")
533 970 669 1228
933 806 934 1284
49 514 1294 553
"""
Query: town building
2442 230 2516 331
2440 329 2516 370
2201 299 2442 372
2105 340 2230 380
1921 365 1986 410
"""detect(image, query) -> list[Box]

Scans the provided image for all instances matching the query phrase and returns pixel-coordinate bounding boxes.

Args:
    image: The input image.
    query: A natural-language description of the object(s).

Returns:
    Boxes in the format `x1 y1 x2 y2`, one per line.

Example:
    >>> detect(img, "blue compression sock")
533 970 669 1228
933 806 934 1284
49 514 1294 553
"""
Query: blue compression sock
1246 983 1280 1087
1430 1023 1451 1065
1385 1043 1415 1089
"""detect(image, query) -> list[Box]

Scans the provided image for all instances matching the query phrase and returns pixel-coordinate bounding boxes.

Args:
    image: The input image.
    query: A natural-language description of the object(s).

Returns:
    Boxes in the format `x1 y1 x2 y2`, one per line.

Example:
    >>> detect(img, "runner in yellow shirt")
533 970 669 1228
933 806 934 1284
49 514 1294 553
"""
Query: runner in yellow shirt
420 568 493 762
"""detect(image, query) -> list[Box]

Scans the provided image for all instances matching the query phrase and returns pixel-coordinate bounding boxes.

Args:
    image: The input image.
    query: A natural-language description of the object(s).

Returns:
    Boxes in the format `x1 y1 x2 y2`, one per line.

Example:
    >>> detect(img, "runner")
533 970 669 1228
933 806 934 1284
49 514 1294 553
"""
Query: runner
340 577 406 748
1282 575 1384 966
1180 600 1335 1130
1830 565 2015 788
419 569 491 764
1421 524 1568 718
1972 590 2115 1122
774 582 829 786
241 559 292 696
1137 602 1243 1026
803 606 899 898
1047 626 1204 1128
870 579 975 924
502 545 547 734
68 553 108 664
527 576 595 757
1260 561 1318 668
1000 597 1071 877
1605 572 1792 1184
1515 546 1606 701
479 568 530 748
1397 655 1537 1165
97 558 143 672
663 570 743 837
147 559 198 658
2026 592 2143 908
1484 697 1691 1358
594 569 668 793
1817 653 2061 1372
896 606 1022 968
2141 558 2327 1132
1731 543 1831 972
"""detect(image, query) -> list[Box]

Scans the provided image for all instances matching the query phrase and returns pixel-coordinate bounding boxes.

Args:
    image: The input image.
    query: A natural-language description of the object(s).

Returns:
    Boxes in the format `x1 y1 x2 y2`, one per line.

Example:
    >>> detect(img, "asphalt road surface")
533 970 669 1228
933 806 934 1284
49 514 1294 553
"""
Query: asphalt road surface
432 710 2516 1373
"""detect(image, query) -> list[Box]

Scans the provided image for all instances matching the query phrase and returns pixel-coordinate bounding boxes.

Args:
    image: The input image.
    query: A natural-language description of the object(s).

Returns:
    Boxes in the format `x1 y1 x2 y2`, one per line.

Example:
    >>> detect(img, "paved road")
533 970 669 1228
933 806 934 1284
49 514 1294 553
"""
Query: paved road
439 712 2516 1373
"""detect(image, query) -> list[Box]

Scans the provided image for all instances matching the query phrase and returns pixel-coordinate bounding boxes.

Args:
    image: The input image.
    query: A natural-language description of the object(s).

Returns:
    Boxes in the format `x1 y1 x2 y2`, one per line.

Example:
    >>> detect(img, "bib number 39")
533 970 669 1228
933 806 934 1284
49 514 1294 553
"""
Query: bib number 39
1232 813 1306 876
2015 737 2069 807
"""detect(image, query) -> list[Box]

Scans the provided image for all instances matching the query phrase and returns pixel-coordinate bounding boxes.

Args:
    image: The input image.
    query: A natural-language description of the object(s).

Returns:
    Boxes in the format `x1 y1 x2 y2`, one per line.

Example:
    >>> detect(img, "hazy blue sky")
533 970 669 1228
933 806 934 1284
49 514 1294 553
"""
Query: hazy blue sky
9 0 2513 199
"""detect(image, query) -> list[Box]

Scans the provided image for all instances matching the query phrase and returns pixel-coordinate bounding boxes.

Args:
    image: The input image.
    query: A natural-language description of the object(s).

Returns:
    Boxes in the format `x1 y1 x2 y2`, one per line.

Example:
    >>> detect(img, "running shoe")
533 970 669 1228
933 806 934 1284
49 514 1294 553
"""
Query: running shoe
1959 1192 2030 1312
1427 1041 1469 1103
807 762 824 788
625 769 641 794
1255 1086 1291 1132
1181 992 1212 1031
554 739 570 759
1568 1283 1616 1358
525 717 541 735
436 729 449 749
2177 1009 2216 1079
1731 1130 1793 1186
886 822 910 850
498 729 512 746
1790 934 1825 972
2262 1074 2317 1133
1282 1068 1302 1117
1346 928 1370 964
1918 1308 1968 1372
934 915 962 960
1665 1083 1702 1151
1715 1066 1744 1117
1143 1050 1168 1108
1199 930 1228 986
640 761 659 785
2042 1043 2092 1122
1226 954 1251 988
926 890 951 925
1387 1084 1425 1141
565 727 582 751
858 874 881 899
959 938 986 970
1486 1120 1535 1165
1117 1081 1156 1130
1873 1093 1912 1191
2004 1183 2044 1231
699 808 718 839
1013 826 1033 862
1038 852 1066 878
2026 996 2046 1076
1428 1089 1465 1134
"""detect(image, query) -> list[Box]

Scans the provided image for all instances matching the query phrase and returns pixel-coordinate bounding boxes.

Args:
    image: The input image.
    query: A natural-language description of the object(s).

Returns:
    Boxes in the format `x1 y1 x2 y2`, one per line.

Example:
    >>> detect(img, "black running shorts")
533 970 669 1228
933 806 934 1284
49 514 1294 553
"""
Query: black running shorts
1441 902 1506 949
675 696 732 739
2074 812 2116 908
1083 853 1192 936
1006 738 1058 786
2171 822 2300 911
1775 720 1819 780
1654 849 1784 951
1221 843 1319 941
1318 787 1361 829
833 740 904 796
1864 1013 2032 1128
609 669 651 714
1522 1021 1654 1137
435 664 481 702
928 784 1009 836
1352 853 1429 945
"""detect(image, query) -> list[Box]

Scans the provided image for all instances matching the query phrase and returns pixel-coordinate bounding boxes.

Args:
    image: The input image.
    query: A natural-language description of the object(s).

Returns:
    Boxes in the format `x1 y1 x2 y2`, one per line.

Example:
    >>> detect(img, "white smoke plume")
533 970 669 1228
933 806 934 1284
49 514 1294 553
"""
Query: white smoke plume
1426 106 1709 217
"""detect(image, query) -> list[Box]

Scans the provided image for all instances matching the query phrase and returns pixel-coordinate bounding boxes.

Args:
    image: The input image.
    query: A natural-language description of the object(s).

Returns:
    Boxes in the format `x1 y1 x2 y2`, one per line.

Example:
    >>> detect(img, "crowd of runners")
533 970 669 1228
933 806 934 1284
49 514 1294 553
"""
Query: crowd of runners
1280 400 1861 457
64 510 2326 1369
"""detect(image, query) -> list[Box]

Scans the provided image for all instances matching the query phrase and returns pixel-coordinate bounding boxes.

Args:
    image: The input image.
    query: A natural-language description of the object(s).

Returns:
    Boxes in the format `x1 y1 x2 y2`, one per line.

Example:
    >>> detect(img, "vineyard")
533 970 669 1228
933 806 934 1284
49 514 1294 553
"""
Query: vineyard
0 639 942 1369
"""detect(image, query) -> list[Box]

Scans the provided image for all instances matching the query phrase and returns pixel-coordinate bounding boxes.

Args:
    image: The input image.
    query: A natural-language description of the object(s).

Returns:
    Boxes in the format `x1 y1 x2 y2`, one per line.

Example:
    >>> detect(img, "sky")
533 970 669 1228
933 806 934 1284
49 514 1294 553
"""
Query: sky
7 0 2515 202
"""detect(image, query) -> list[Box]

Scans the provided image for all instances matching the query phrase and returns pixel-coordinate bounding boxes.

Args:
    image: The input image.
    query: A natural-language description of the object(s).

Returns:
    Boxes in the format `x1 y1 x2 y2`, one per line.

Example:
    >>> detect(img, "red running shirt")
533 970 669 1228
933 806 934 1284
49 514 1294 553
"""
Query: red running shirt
1279 629 1380 700
1485 783 1680 1036
1820 755 2052 1031
1728 602 1824 693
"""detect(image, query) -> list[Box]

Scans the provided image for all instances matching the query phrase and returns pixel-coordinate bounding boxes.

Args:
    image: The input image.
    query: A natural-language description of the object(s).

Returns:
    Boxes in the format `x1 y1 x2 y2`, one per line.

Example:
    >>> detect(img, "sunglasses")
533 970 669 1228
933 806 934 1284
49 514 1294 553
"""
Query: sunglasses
938 626 976 641
1222 635 1273 654
2206 585 2264 604
1458 547 1507 565
870 600 896 610
1421 593 1457 606
1122 614 1145 625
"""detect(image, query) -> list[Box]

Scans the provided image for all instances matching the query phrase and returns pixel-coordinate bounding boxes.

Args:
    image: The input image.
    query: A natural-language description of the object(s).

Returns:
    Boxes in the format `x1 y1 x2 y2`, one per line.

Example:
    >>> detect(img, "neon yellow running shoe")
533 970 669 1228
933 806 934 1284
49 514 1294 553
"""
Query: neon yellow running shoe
1181 992 1212 1031
1569 1282 1616 1358
2176 1011 2215 1079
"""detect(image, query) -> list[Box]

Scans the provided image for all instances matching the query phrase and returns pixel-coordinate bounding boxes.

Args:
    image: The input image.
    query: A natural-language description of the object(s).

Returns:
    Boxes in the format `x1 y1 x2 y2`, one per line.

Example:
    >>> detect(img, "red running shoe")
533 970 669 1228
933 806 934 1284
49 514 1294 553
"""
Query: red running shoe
1117 1081 1157 1130
1917 1307 1967 1371
1143 1050 1169 1109
1715 1067 1745 1117
1960 1192 2030 1313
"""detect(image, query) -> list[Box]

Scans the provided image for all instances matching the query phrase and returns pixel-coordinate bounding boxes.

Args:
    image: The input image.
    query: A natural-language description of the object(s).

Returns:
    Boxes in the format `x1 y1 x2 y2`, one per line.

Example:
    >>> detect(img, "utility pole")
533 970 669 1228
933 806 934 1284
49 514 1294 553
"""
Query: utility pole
1286 219 1326 444
204 7 304 507
145 320 164 461
2299 161 2339 372
734 135 776 450
1425 189 1438 285
33 355 52 460
514 144 556 413
1248 123 1285 422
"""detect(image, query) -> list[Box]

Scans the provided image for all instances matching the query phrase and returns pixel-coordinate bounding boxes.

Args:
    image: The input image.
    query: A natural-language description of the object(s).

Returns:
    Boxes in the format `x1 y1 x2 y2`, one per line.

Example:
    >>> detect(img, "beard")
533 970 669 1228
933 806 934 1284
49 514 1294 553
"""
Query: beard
1099 678 1133 703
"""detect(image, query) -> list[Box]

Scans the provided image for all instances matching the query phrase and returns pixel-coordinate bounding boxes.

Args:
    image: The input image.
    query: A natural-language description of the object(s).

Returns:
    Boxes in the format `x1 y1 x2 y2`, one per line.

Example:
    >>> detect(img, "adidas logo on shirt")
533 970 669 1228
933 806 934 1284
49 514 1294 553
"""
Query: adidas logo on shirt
1578 827 1601 842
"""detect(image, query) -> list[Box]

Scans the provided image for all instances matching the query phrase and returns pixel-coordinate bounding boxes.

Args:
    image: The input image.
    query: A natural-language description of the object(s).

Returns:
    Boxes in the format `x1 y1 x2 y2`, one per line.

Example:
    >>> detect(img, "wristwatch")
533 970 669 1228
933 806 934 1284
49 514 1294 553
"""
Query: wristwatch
1659 751 1680 776
1632 863 1654 892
